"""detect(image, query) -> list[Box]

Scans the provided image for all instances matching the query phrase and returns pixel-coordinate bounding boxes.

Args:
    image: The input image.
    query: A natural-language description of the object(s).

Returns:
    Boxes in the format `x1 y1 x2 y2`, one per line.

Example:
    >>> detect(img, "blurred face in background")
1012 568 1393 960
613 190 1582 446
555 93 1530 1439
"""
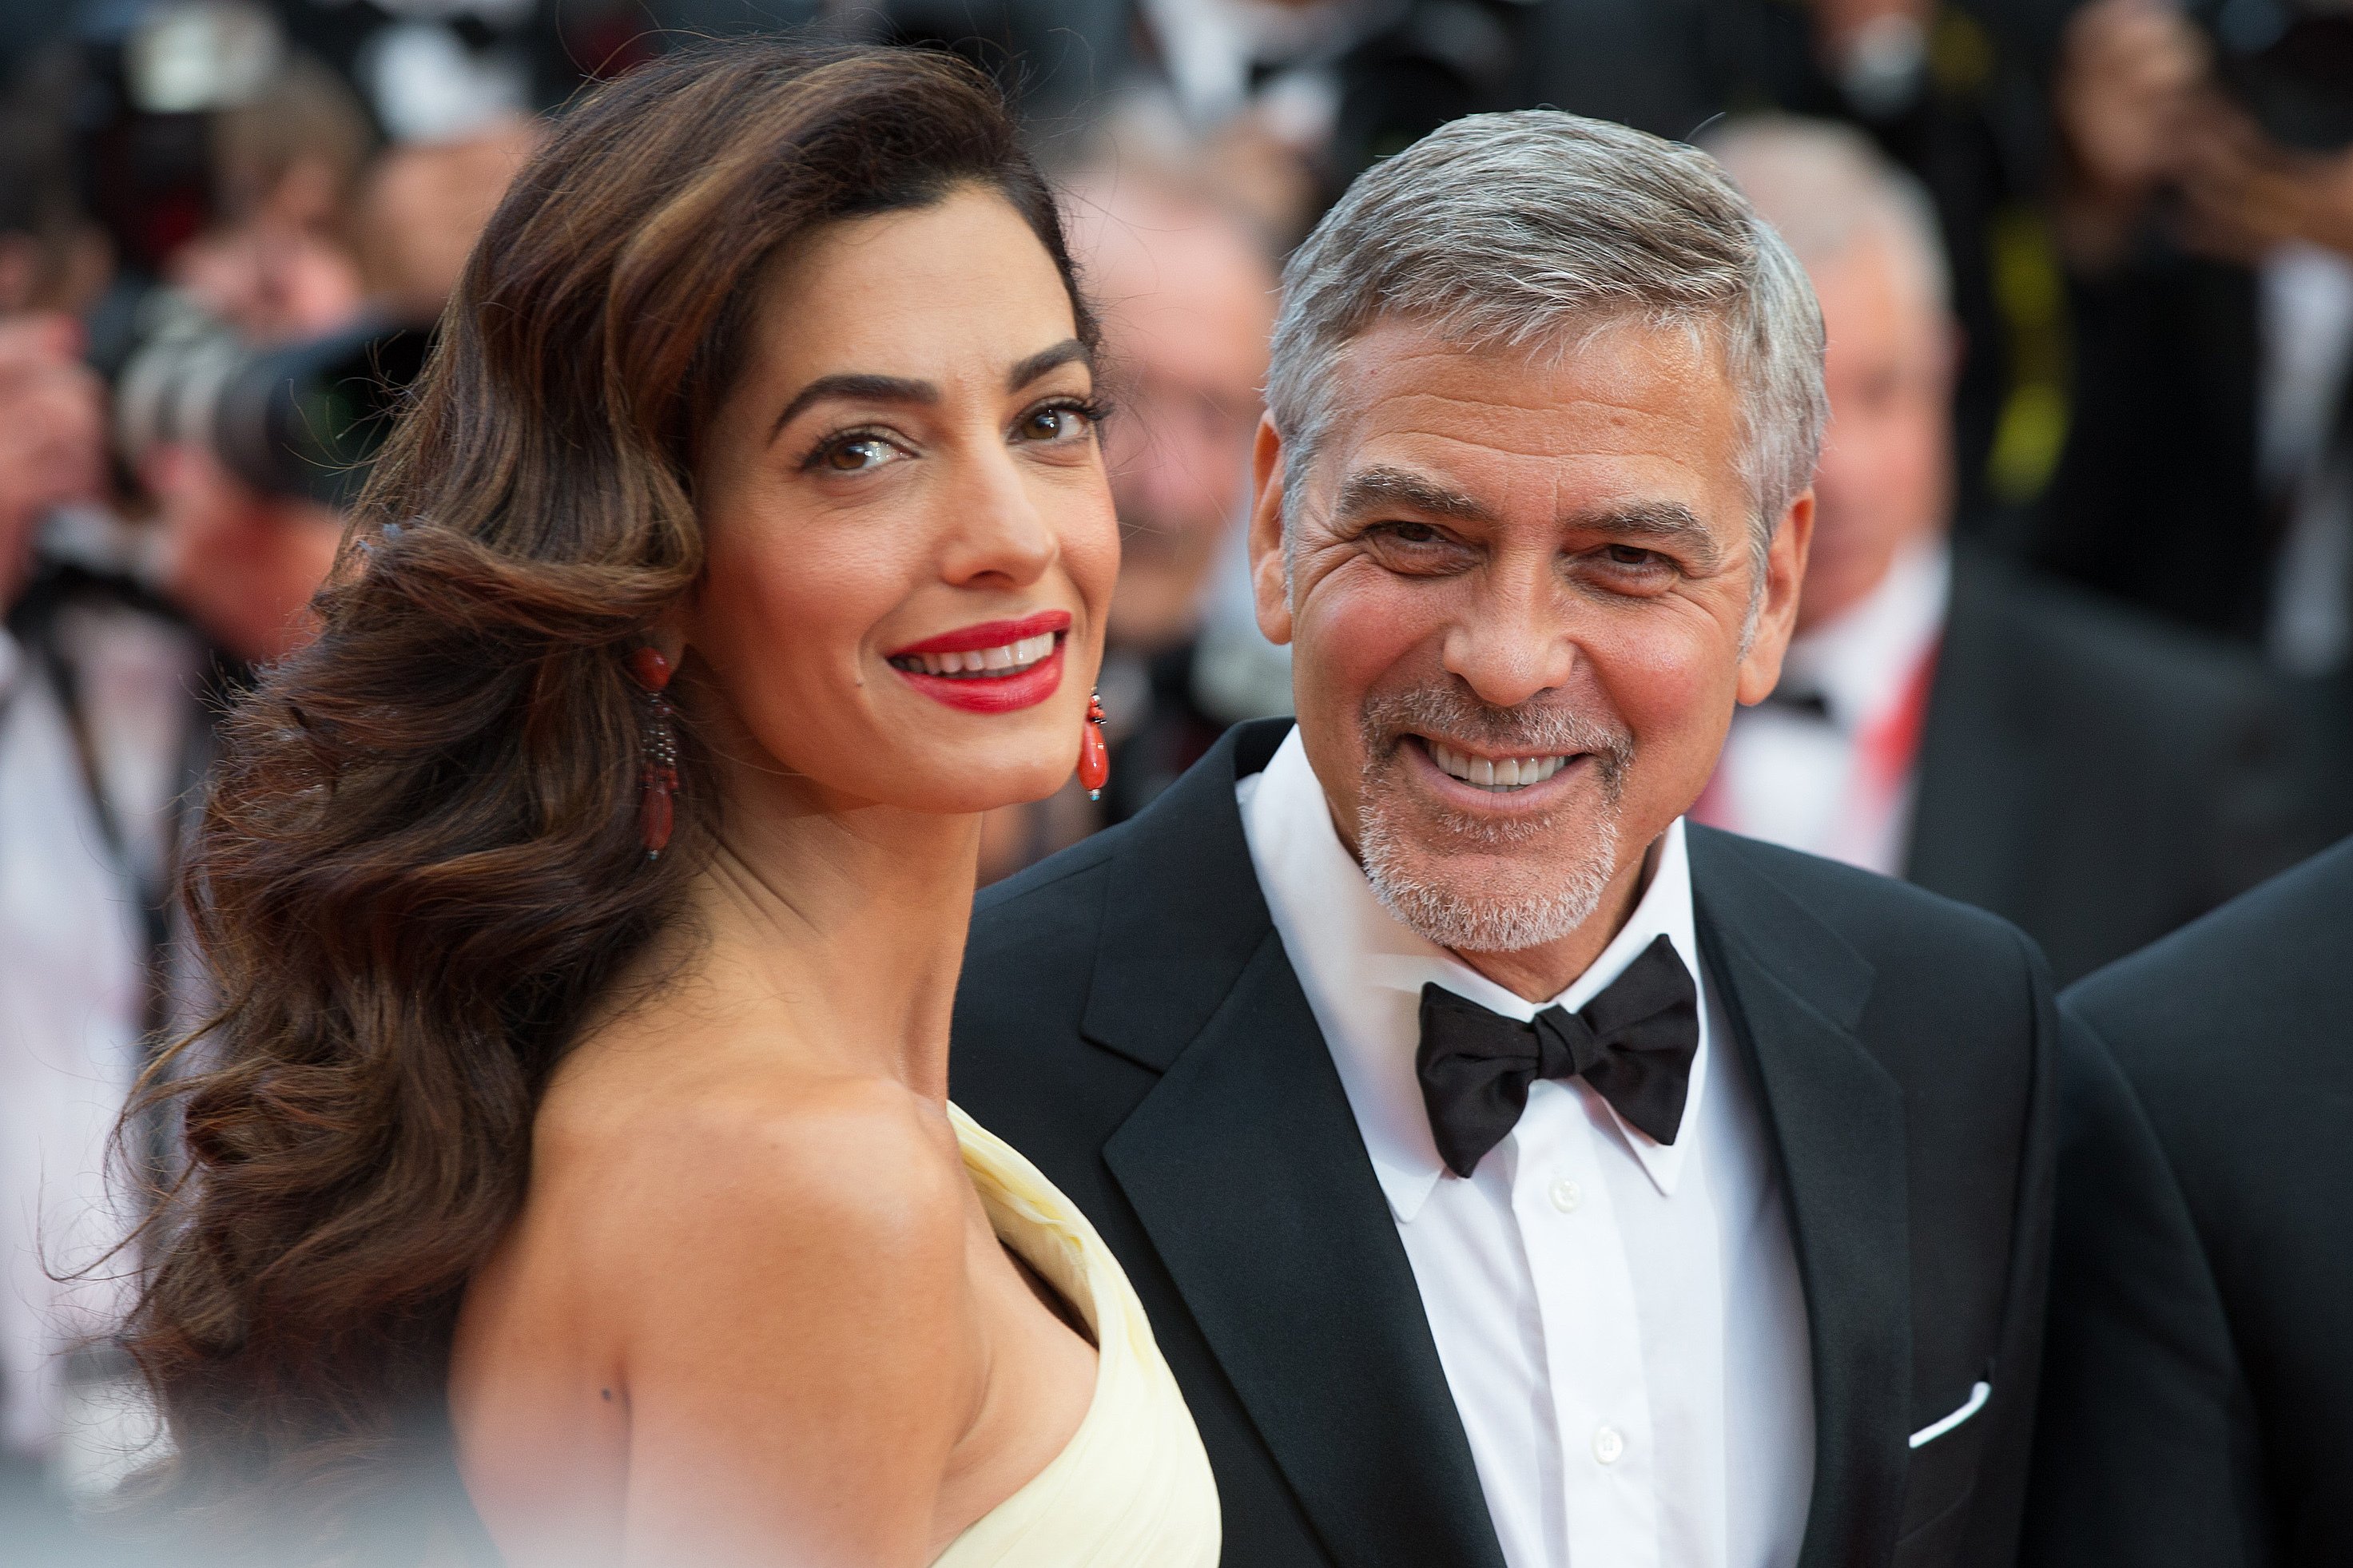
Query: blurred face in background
356 120 542 324
1072 182 1275 653
1800 224 1955 632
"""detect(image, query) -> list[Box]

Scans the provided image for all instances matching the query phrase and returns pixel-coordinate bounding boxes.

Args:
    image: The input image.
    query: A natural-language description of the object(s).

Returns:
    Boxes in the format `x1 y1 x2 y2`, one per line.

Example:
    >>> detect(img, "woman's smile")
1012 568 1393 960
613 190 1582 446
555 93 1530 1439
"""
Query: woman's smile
884 608 1071 712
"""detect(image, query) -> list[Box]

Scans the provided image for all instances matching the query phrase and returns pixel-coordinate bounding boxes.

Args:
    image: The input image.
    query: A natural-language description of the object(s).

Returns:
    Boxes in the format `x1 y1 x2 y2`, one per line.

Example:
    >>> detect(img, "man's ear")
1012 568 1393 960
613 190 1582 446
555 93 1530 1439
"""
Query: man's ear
1247 414 1294 647
1734 487 1814 706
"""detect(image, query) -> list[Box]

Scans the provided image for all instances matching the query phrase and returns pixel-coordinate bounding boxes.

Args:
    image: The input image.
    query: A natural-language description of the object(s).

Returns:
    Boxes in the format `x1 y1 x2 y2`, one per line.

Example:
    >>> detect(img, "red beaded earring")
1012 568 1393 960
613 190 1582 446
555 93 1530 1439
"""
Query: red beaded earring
1078 689 1110 801
626 645 680 859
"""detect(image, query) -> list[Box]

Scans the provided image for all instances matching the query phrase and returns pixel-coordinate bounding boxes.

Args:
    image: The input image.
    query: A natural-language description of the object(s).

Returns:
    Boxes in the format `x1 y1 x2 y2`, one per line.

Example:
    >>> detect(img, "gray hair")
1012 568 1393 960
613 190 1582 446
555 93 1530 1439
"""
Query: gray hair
1698 114 1950 316
1266 111 1828 585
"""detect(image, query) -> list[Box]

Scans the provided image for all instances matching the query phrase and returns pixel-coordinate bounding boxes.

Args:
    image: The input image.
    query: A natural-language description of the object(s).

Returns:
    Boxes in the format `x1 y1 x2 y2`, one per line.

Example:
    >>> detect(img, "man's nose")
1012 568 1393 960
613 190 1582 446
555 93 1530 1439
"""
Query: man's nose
1441 561 1579 709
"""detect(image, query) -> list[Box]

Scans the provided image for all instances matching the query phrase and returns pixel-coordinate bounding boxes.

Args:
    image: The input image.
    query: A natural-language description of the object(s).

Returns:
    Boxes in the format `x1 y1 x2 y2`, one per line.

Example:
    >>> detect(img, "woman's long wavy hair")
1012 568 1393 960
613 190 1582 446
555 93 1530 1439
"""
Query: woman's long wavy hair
119 41 1094 1554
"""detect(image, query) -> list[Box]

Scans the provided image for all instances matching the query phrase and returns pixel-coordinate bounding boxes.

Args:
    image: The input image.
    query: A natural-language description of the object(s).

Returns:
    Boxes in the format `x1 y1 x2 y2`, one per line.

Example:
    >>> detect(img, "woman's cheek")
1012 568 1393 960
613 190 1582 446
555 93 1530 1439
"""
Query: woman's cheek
1060 487 1123 624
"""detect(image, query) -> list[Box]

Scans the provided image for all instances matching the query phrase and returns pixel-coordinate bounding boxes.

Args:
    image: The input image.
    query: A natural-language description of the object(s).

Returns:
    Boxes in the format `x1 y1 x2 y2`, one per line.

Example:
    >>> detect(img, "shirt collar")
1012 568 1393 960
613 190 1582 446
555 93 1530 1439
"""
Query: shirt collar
1779 537 1950 731
1238 727 1711 1223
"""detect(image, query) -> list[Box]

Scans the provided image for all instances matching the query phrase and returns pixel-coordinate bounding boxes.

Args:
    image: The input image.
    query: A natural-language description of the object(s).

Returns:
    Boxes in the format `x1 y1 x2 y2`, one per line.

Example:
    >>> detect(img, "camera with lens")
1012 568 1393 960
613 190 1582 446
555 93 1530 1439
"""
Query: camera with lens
115 293 429 508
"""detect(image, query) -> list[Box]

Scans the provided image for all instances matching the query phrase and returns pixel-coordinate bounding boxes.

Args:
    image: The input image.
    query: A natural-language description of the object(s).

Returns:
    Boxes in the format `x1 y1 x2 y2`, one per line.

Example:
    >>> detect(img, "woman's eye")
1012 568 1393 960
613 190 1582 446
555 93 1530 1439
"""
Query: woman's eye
819 435 896 473
1018 403 1093 443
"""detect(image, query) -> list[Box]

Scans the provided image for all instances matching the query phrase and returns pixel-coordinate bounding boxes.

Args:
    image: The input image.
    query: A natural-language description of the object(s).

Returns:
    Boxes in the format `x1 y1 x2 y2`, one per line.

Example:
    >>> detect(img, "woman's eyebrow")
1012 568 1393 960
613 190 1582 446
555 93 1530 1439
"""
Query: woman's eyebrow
766 341 1088 445
769 373 938 442
1006 339 1091 391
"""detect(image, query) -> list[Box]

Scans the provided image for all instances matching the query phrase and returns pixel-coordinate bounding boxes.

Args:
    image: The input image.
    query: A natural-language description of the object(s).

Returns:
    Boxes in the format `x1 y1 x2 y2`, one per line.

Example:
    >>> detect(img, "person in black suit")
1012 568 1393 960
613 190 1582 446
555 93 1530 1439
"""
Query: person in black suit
1698 117 2311 985
2021 837 2353 1568
954 111 2057 1568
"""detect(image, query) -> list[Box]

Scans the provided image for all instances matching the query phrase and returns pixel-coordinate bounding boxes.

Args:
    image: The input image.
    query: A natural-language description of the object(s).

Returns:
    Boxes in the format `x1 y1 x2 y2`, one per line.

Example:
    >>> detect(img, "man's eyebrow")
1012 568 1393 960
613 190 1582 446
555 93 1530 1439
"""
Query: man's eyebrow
1566 501 1726 569
1006 338 1091 391
1333 466 1498 526
769 373 938 442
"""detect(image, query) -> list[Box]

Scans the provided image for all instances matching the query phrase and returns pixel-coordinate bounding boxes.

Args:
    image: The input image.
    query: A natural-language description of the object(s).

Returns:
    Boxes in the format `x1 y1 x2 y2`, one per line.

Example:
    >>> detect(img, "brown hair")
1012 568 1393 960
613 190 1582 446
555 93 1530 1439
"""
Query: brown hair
120 40 1093 1556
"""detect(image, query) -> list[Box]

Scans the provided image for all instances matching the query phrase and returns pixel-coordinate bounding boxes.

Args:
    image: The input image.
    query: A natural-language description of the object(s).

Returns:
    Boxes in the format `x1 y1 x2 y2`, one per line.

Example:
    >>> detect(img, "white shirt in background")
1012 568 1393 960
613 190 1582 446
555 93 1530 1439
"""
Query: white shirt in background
0 626 144 1459
2262 243 2353 674
1238 729 1814 1568
1707 538 1950 875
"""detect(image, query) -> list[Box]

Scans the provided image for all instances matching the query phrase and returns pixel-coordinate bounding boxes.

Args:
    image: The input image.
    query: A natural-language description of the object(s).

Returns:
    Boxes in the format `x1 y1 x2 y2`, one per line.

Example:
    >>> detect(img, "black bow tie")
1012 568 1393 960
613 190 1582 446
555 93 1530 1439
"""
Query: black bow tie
1416 935 1700 1178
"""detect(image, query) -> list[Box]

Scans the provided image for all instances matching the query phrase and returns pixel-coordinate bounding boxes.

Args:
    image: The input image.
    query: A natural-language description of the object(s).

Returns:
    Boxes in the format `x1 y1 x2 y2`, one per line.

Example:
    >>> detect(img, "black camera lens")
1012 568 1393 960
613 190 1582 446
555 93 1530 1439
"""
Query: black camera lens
212 324 431 508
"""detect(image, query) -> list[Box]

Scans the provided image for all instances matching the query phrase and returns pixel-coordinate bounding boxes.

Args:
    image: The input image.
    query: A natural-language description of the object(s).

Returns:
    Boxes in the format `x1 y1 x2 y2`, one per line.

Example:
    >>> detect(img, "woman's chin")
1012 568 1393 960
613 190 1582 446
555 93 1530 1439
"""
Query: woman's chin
823 756 1082 818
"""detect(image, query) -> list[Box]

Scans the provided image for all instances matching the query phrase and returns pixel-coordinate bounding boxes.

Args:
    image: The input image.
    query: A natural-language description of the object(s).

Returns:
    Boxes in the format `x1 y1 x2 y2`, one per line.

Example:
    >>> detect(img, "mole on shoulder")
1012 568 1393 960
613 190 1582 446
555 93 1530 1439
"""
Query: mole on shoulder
600 1388 614 1401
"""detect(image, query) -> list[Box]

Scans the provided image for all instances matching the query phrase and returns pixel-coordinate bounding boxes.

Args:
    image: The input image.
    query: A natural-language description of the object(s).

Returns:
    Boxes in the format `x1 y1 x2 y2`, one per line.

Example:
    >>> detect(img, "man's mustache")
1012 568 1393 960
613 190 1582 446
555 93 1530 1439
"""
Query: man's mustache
1359 685 1635 803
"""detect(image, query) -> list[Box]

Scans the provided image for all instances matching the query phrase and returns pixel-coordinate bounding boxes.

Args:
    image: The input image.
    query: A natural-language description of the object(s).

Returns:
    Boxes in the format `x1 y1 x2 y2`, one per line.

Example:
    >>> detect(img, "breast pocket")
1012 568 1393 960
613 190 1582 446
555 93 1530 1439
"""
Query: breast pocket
1894 1377 1993 1563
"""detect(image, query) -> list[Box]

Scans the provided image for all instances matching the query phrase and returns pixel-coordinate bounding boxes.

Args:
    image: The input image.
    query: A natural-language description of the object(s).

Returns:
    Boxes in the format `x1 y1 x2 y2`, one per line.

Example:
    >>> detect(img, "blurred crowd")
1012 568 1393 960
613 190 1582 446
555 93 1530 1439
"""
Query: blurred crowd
2 0 2350 1534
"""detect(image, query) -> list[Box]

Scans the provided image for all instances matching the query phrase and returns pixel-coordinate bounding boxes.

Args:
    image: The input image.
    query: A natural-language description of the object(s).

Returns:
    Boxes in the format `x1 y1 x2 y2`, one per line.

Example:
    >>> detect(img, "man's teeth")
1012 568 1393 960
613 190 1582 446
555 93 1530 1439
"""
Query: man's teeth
1426 740 1569 791
892 633 1059 677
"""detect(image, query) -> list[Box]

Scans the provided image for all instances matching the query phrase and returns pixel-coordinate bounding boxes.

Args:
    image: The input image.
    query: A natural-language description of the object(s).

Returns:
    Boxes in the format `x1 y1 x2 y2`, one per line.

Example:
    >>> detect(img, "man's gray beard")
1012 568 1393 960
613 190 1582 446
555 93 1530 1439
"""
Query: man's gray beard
1354 688 1632 955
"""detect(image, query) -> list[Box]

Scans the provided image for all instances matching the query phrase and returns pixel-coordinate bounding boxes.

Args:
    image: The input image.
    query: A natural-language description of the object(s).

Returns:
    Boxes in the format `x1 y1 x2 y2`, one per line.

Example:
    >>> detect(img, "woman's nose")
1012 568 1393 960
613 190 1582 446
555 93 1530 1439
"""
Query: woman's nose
940 446 1059 588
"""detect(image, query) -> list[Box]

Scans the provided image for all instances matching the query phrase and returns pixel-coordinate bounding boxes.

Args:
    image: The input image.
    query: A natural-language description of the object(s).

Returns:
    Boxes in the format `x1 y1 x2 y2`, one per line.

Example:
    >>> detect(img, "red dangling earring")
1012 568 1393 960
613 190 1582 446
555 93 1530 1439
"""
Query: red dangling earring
1078 689 1110 802
626 645 680 859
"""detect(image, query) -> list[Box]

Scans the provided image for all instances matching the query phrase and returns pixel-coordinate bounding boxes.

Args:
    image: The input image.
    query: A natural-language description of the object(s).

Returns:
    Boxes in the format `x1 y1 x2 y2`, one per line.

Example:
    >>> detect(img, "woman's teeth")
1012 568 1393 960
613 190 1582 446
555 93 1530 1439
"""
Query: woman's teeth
1427 740 1569 791
891 632 1059 678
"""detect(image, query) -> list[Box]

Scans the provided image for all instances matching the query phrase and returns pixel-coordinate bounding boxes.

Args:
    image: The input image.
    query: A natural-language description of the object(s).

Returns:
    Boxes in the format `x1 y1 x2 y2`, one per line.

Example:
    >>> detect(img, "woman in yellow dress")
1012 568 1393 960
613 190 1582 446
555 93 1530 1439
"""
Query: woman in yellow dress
120 42 1218 1568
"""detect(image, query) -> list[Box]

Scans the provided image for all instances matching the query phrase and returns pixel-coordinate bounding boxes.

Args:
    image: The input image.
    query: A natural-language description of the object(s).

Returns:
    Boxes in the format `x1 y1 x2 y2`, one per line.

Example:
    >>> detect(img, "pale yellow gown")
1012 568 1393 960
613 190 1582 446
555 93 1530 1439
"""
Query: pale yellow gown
932 1105 1221 1568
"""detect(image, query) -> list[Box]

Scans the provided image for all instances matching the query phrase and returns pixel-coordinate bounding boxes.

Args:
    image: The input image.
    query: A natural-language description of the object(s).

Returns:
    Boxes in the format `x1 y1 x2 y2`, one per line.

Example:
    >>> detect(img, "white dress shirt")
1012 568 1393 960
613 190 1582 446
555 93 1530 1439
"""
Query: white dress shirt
1707 539 1950 876
1238 729 1813 1568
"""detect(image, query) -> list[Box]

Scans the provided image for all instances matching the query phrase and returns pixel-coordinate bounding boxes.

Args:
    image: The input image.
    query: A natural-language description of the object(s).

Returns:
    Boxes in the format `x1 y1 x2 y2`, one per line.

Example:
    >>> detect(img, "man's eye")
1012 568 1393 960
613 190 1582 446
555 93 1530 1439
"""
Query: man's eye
1604 544 1659 566
814 435 899 473
1385 522 1445 544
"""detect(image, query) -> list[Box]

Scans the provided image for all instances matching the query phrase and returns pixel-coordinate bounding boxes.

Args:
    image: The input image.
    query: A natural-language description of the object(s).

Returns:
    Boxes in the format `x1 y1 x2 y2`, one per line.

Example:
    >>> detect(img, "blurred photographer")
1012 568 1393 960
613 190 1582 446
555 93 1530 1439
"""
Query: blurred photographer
117 78 531 667
0 20 527 1523
2033 0 2353 661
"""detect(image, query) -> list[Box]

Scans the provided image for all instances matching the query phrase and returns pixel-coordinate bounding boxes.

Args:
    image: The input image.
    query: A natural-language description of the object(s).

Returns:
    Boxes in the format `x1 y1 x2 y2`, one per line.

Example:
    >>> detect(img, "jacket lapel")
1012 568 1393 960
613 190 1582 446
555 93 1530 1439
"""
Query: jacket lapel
1688 827 1913 1568
1089 720 1508 1568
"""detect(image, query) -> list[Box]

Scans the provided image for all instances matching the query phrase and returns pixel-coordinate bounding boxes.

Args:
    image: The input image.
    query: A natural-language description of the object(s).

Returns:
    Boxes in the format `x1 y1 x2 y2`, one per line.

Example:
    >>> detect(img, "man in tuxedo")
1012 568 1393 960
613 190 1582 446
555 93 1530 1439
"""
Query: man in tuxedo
953 111 2057 1568
2020 840 2353 1568
1696 116 2311 985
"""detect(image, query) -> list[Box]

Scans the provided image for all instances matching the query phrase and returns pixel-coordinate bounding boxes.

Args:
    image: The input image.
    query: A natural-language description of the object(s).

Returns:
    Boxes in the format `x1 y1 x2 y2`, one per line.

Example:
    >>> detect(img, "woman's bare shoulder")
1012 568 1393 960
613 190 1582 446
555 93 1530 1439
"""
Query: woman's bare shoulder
455 1024 991 1562
535 1030 974 1296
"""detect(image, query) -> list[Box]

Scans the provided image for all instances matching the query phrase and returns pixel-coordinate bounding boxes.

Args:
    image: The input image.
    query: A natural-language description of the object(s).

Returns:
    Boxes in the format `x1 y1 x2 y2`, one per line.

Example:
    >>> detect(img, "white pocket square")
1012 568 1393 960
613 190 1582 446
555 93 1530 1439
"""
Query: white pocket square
1908 1380 1991 1449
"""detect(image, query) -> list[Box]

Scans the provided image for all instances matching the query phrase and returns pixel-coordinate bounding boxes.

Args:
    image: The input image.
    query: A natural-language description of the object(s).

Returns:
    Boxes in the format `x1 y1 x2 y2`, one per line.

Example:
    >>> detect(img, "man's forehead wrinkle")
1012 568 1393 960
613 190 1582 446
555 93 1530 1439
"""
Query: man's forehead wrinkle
1341 378 1731 451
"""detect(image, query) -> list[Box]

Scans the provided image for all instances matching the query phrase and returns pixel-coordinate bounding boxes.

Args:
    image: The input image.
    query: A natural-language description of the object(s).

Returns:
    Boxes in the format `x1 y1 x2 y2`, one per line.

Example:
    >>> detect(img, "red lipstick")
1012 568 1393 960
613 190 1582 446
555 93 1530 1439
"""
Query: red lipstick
886 609 1071 657
884 609 1071 713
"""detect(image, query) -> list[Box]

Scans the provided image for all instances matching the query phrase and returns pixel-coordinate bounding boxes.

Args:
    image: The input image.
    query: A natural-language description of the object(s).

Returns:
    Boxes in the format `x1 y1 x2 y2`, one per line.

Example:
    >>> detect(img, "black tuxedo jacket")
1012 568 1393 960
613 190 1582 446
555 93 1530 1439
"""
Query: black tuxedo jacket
1907 545 2314 986
2021 837 2353 1568
952 719 2059 1568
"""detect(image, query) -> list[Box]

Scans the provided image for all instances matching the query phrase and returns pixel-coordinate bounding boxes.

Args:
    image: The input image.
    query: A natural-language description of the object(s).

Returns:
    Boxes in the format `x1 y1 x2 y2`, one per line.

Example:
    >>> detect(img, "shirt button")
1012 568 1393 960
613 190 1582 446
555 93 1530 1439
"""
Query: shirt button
1548 1177 1582 1213
1592 1426 1626 1466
